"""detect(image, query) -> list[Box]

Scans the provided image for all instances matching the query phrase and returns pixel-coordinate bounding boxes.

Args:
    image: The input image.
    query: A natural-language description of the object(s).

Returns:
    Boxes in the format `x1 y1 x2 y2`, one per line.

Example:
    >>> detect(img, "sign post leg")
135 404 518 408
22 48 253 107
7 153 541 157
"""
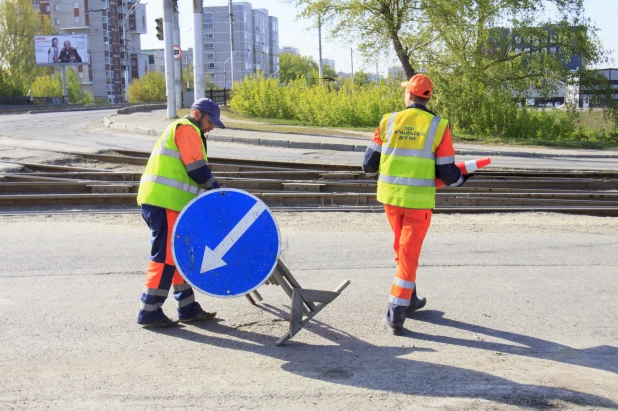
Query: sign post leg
62 66 68 104
251 259 350 345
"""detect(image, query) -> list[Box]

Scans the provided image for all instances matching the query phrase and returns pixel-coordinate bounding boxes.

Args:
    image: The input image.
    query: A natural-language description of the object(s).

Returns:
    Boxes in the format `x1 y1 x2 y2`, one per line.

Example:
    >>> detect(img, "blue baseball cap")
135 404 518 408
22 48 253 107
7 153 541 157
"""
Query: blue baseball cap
191 98 225 129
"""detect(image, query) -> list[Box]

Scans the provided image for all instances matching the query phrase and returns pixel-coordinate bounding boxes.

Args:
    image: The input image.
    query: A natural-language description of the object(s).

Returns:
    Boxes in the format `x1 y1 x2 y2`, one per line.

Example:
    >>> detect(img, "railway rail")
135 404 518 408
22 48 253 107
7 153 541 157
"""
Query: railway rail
0 150 617 216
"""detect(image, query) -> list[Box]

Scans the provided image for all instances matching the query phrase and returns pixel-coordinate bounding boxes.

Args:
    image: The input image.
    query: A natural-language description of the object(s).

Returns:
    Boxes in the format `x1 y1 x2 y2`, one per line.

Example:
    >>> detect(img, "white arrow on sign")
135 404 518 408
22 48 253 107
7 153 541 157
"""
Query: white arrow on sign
200 201 267 273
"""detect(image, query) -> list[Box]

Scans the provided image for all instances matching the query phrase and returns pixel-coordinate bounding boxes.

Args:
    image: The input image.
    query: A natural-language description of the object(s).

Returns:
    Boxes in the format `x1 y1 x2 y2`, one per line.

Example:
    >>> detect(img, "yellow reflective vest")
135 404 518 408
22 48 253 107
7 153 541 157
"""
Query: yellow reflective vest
137 118 207 212
376 108 448 209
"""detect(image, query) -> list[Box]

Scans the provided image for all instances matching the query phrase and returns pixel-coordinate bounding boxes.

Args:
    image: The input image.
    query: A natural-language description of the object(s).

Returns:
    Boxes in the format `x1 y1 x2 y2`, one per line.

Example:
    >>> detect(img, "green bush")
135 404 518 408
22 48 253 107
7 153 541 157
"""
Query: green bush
31 67 93 104
230 74 403 128
128 71 166 103
230 73 616 143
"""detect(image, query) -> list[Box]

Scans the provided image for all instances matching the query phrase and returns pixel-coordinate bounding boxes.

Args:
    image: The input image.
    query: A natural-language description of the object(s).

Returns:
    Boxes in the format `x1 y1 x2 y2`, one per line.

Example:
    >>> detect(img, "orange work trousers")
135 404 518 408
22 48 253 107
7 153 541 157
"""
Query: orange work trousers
384 205 432 307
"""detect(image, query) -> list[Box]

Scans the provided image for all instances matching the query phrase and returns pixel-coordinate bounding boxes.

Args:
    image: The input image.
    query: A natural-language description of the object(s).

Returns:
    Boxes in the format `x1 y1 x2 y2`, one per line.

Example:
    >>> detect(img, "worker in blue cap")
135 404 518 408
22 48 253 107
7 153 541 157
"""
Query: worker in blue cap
135 98 225 327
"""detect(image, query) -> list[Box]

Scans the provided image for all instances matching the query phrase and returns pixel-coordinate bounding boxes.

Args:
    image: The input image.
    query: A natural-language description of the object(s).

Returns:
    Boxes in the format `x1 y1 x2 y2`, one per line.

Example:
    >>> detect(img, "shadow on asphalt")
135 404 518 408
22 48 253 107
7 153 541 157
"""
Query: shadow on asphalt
412 309 618 375
152 305 616 409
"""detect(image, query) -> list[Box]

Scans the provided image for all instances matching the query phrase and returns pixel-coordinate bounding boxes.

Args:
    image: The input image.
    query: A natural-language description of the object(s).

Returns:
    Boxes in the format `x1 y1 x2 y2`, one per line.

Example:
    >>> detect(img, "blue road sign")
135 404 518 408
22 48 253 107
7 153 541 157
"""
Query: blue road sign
172 188 280 298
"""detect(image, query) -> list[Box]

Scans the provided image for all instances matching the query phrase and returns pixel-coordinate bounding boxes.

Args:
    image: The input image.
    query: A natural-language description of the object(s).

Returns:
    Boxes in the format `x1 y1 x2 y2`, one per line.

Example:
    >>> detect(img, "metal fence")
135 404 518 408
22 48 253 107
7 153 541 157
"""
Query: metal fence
0 96 64 105
205 89 230 106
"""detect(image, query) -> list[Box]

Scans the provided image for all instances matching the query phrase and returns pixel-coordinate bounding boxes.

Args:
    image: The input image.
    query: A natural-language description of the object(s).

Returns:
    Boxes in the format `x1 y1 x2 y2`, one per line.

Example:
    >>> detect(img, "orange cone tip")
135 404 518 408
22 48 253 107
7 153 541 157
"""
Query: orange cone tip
435 157 491 189
461 157 491 174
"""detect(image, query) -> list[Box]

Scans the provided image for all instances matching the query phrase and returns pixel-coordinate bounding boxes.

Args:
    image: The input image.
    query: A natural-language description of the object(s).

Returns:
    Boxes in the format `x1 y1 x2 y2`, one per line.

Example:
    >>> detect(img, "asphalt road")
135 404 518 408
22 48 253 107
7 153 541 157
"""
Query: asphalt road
0 109 617 170
0 109 617 409
0 212 617 409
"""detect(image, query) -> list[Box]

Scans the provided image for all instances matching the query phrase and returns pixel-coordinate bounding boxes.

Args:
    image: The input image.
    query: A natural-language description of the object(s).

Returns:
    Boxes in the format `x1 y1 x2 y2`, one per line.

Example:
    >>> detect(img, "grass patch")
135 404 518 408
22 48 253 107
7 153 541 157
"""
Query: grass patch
548 109 616 133
178 107 373 139
179 107 618 149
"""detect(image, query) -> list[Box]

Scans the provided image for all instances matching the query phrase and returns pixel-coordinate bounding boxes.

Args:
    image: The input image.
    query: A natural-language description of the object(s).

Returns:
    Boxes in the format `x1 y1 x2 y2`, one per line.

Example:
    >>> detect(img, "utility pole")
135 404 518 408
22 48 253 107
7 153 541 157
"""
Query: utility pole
376 60 379 84
350 47 354 83
123 0 141 104
193 0 205 100
318 15 323 85
229 0 235 88
173 1 182 108
163 0 176 118
185 55 190 89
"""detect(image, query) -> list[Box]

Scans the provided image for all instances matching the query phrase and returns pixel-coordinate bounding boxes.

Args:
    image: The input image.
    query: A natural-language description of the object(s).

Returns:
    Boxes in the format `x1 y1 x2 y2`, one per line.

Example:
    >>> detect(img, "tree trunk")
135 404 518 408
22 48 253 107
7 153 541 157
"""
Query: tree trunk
391 33 415 78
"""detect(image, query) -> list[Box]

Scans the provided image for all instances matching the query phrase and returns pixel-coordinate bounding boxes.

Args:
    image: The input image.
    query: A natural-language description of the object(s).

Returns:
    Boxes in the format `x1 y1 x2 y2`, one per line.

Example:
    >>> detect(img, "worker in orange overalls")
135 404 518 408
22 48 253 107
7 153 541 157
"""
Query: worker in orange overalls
362 74 468 335
136 98 224 328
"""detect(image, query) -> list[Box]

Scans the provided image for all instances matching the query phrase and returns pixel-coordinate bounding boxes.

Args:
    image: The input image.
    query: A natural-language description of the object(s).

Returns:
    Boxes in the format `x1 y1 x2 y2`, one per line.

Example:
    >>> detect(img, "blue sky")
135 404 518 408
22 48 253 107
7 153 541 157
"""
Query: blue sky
141 0 618 73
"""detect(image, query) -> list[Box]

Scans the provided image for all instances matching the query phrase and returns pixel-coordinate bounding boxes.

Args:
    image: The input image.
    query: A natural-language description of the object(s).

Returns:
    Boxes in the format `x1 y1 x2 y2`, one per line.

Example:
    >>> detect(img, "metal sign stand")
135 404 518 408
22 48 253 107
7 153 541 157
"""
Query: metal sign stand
244 259 351 346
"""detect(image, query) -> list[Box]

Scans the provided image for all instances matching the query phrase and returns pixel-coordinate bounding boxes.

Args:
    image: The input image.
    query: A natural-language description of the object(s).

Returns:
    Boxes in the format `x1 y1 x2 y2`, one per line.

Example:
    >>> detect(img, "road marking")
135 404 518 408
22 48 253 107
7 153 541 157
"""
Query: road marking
200 201 267 273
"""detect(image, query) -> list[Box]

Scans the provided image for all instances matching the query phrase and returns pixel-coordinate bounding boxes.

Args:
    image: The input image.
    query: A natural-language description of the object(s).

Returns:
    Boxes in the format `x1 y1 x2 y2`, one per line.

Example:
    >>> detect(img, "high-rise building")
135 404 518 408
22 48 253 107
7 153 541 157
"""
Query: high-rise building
204 2 279 89
281 46 299 55
388 66 406 80
33 0 148 103
323 59 335 71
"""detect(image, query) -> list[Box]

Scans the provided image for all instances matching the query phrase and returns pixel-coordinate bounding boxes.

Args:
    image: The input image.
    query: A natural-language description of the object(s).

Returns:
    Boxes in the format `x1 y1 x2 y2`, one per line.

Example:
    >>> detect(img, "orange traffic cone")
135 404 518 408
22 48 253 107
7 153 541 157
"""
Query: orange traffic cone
435 157 491 189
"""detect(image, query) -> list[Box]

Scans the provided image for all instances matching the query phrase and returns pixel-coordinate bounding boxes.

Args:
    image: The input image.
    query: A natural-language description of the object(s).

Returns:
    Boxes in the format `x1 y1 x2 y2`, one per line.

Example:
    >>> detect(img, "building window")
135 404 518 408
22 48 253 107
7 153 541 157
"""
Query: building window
204 23 213 30
206 53 214 59
206 33 214 40
46 5 50 12
205 43 214 50
206 63 215 70
205 12 213 23
74 2 79 7
54 4 60 11
55 18 60 25
75 16 80 23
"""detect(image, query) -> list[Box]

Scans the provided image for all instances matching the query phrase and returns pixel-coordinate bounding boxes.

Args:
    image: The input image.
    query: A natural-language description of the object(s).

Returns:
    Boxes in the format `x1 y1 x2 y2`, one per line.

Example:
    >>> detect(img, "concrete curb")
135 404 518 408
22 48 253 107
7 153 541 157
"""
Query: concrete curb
103 116 618 159
116 104 167 114
25 103 165 115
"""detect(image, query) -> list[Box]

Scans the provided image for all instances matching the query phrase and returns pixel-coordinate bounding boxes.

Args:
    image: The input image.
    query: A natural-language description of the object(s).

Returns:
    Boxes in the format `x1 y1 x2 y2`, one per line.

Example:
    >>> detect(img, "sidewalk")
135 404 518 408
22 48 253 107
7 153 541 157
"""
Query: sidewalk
105 109 618 159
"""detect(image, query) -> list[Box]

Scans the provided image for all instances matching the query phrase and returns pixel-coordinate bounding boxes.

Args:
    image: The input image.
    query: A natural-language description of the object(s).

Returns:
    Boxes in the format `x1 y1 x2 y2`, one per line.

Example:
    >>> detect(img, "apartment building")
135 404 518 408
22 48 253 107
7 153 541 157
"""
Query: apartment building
281 46 299 55
204 2 279 89
323 59 335 71
33 0 148 103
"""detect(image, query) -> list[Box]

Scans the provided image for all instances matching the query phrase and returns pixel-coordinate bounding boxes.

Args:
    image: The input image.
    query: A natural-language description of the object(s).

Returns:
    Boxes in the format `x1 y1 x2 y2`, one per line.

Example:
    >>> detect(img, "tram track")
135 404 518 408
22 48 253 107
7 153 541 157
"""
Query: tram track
0 150 617 216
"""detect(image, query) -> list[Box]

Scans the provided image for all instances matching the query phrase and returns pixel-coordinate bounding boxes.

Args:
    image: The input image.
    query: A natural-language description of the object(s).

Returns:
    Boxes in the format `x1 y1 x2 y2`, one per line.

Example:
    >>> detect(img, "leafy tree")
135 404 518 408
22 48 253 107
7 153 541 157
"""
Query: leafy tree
128 71 166 103
421 0 616 134
321 63 337 81
182 67 194 91
353 70 372 86
292 0 616 136
290 0 424 78
31 73 62 98
31 67 93 104
0 0 54 95
279 52 318 83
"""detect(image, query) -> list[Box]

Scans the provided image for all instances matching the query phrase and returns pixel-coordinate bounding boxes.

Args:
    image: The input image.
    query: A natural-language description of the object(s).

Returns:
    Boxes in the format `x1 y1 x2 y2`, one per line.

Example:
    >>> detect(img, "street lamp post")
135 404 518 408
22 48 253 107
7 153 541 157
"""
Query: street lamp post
223 56 231 89
223 53 239 89
269 70 279 79
123 0 141 104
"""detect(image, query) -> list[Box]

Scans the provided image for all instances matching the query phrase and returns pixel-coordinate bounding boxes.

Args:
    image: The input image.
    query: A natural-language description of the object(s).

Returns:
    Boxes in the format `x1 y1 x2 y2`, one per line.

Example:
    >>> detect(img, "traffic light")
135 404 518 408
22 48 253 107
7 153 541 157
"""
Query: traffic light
155 18 163 41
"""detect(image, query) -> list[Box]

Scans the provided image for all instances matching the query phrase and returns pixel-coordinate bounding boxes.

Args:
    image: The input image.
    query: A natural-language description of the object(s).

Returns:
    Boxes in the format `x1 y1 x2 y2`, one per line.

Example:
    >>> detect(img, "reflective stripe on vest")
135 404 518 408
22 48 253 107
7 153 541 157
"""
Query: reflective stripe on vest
376 109 447 209
137 118 207 212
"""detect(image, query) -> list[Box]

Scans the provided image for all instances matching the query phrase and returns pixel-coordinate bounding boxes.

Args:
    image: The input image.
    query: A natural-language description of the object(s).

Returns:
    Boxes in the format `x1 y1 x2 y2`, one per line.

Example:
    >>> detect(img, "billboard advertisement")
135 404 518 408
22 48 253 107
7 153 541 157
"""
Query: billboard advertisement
34 35 89 66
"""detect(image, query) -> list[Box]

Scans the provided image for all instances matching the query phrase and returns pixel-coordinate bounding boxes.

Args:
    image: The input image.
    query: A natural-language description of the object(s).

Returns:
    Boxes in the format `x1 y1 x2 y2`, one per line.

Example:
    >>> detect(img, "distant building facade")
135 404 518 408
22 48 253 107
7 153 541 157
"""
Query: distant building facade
388 66 406 80
323 58 335 70
204 2 279 89
579 68 618 108
33 0 148 103
281 46 299 55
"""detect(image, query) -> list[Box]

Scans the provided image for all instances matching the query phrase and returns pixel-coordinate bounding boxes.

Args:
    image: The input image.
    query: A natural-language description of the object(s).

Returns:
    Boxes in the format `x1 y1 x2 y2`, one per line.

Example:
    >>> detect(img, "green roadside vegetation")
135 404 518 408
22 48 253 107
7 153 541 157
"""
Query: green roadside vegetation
179 105 618 150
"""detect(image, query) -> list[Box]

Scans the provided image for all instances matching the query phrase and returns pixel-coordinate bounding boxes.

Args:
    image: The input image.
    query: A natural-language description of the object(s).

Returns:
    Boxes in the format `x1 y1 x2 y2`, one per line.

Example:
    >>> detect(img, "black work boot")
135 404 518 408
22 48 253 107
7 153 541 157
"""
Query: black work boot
406 289 426 318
